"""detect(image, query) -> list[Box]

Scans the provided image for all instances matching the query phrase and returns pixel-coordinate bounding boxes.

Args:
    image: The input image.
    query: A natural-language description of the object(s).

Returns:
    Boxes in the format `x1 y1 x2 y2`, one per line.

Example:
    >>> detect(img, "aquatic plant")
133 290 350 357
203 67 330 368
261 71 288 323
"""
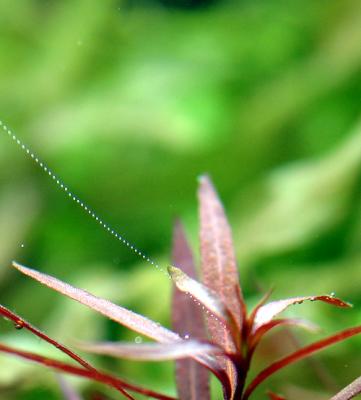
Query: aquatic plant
1 176 360 399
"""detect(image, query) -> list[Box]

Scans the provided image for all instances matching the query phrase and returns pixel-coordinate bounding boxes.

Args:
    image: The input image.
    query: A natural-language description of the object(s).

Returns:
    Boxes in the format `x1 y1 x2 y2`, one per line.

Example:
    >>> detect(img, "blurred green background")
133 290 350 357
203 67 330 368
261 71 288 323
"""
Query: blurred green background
0 0 361 399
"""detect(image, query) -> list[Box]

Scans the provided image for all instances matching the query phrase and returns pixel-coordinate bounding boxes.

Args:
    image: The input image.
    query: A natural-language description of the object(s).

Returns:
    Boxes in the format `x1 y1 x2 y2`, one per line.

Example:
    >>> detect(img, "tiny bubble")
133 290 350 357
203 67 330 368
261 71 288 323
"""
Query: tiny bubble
330 292 336 297
184 334 190 339
14 321 24 330
134 336 143 344
20 244 25 248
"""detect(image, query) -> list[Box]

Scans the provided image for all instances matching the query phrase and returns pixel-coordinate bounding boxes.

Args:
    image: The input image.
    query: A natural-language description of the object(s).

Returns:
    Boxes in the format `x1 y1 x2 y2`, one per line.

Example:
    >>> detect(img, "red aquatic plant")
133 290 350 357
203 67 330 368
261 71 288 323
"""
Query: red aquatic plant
1 176 360 399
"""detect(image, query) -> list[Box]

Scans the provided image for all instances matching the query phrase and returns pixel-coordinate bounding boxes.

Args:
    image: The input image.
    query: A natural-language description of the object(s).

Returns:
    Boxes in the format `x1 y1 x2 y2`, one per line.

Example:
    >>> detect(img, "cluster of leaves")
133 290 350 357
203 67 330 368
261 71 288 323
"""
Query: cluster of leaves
0 177 360 399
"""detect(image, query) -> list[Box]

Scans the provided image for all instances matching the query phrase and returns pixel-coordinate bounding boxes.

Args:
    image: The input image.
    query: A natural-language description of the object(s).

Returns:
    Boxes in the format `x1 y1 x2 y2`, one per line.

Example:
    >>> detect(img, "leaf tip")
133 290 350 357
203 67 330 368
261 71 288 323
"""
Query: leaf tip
12 260 24 271
197 173 208 182
197 174 213 188
318 295 353 308
12 261 35 278
168 265 182 281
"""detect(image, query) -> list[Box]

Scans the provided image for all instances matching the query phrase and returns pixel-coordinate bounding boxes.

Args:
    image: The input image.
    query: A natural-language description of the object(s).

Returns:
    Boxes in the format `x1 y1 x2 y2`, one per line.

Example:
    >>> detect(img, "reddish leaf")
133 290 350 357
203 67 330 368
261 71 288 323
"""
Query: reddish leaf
78 340 221 361
198 176 244 396
198 176 244 330
12 262 180 343
267 391 287 400
253 295 351 332
243 325 361 399
169 265 231 328
169 265 241 353
330 376 361 400
172 219 198 281
172 220 210 400
0 343 175 400
247 289 273 331
12 262 228 394
57 375 83 400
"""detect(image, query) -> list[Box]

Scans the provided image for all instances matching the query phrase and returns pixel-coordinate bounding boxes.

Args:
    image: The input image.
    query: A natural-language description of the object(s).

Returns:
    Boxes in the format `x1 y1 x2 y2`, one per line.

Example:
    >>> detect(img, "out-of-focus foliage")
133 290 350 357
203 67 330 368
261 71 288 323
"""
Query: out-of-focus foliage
0 0 360 399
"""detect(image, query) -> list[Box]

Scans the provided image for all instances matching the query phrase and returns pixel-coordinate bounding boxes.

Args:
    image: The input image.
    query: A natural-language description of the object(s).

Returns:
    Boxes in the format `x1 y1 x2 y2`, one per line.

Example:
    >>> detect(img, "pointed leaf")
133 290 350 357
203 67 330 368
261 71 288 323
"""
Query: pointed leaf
198 175 244 330
247 289 273 331
172 220 210 400
169 265 230 326
169 265 240 350
12 262 180 344
0 343 175 400
172 219 198 280
198 176 243 396
243 325 361 399
78 340 221 361
12 262 227 393
253 295 351 332
330 376 361 400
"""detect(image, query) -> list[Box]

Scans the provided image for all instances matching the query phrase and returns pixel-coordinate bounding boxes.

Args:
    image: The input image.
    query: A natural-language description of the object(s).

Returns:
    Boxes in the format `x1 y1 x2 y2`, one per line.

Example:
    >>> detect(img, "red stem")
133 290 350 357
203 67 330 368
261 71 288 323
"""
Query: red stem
0 343 177 400
0 305 94 371
0 305 176 399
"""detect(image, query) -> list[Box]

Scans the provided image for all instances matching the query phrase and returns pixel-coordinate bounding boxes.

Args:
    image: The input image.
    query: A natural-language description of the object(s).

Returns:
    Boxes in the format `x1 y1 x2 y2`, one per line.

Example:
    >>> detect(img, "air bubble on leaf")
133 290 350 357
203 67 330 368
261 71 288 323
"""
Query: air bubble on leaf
330 292 336 297
20 244 24 248
134 336 143 344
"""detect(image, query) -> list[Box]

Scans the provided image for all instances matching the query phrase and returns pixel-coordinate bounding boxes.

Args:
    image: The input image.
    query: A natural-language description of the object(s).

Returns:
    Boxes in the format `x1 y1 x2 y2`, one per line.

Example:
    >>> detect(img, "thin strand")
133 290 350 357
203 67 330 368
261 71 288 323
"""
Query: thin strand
0 119 226 329
0 119 168 277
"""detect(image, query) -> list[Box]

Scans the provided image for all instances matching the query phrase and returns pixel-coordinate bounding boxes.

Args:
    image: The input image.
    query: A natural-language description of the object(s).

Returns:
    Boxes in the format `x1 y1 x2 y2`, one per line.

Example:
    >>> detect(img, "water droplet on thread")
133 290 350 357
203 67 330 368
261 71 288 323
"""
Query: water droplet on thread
0 119 215 321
